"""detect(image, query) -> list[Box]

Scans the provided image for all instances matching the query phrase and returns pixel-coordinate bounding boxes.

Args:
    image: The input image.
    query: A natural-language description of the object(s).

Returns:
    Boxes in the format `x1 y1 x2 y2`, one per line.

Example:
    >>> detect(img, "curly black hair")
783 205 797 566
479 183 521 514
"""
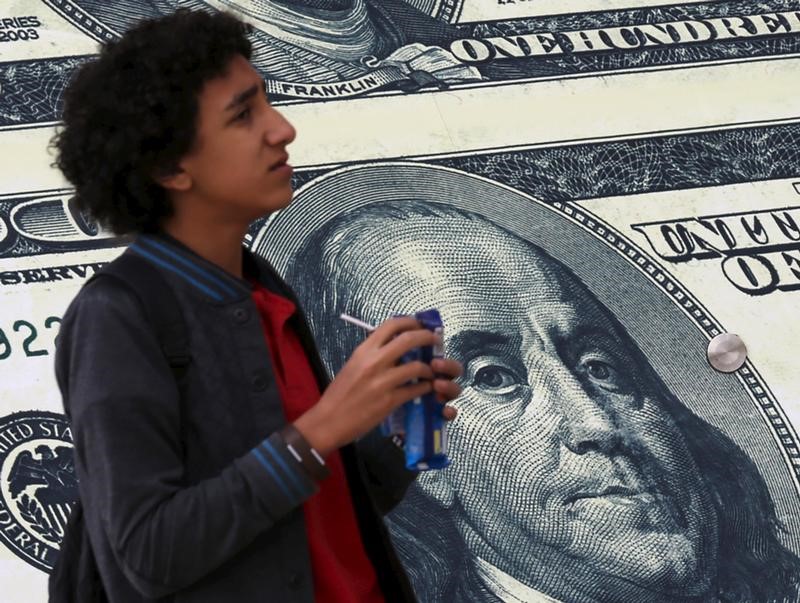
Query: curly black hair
51 9 252 234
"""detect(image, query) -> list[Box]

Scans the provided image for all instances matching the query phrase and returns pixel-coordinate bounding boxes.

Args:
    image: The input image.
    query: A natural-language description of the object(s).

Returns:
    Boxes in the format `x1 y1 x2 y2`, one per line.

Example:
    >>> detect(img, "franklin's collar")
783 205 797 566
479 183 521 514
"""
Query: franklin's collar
475 557 563 603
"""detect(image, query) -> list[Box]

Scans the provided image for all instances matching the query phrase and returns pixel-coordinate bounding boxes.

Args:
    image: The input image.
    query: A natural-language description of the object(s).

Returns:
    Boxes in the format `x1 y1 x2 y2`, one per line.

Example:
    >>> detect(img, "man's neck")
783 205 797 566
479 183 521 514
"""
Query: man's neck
161 214 247 279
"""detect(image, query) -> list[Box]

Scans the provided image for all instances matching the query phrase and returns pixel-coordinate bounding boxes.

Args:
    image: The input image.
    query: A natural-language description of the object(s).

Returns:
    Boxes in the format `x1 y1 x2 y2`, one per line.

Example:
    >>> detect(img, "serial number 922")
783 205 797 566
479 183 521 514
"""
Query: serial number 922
0 317 61 360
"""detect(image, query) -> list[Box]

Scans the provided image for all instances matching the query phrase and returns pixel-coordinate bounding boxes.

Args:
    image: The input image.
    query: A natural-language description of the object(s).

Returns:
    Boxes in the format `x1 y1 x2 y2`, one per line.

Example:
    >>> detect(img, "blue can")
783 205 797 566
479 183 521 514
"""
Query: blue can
380 309 450 471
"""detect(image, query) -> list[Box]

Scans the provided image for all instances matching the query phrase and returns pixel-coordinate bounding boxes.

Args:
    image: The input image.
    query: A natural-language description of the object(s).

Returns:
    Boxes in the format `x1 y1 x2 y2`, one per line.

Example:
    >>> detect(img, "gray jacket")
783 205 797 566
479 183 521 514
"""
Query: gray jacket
55 233 417 602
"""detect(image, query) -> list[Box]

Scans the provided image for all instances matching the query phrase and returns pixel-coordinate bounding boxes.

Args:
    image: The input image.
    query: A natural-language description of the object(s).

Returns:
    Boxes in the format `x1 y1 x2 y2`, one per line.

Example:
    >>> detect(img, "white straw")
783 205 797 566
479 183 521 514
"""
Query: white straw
339 313 377 331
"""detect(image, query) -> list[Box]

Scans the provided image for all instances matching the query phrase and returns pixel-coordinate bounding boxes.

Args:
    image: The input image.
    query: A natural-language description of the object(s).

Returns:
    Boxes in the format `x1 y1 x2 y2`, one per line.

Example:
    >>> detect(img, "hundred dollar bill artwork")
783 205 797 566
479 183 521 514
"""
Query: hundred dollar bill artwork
2 0 800 123
253 155 800 602
1 0 800 602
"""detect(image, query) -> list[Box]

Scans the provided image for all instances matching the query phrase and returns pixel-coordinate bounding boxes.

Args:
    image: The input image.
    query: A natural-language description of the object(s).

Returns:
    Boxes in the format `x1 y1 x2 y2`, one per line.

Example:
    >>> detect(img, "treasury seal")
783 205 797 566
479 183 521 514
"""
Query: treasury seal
0 411 76 572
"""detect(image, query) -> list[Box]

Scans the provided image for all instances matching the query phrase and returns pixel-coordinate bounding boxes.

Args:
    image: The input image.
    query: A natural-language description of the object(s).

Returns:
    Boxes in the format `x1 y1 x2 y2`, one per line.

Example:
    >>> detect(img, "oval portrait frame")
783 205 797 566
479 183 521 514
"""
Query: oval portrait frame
251 160 800 549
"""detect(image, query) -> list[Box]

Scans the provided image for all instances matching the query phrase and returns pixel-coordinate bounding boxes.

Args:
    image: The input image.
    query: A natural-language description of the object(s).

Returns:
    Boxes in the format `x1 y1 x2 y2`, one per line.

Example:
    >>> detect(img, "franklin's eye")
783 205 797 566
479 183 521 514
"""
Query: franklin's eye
468 357 525 397
586 360 611 381
577 352 629 393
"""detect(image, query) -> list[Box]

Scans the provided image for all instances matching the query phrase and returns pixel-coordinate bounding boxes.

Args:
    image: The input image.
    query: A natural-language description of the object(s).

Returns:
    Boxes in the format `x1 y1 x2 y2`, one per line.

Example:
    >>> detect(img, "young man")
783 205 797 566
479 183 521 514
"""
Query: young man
51 9 462 603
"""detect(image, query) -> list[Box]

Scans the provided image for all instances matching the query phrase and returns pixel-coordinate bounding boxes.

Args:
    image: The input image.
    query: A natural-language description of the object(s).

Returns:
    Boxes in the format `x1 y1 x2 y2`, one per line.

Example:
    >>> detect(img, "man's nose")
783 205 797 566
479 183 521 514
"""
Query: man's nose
550 369 621 455
264 105 296 147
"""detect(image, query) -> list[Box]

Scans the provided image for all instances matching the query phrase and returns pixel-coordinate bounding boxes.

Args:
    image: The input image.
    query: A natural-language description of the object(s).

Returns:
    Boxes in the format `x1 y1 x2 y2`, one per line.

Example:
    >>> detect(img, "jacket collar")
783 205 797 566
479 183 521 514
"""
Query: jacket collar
128 232 256 303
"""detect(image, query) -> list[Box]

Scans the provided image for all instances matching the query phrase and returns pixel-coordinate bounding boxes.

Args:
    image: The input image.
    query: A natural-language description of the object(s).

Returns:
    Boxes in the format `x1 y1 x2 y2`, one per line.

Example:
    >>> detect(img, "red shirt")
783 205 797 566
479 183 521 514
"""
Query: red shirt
251 282 385 603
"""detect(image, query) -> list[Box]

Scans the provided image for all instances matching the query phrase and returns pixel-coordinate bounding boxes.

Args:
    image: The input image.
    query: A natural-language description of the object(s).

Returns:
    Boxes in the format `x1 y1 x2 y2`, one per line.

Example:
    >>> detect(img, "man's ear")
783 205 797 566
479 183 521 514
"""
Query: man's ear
155 166 192 192
416 466 455 508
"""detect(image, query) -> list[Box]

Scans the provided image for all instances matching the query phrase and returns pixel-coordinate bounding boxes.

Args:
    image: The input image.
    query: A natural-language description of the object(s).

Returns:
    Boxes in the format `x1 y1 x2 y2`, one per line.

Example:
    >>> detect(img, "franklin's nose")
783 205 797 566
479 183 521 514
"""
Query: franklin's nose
548 368 621 455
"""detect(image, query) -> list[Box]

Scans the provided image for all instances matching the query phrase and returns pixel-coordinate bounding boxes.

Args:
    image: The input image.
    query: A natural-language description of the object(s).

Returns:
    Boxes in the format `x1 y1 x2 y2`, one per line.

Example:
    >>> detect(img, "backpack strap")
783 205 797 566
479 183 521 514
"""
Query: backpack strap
92 251 191 379
48 253 191 603
51 251 190 603
48 500 108 603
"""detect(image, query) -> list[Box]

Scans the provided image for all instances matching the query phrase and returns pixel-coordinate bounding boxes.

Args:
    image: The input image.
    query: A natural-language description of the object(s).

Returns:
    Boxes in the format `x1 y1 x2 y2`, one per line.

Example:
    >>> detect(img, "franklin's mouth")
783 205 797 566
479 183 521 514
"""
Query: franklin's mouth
565 485 655 505
563 481 687 532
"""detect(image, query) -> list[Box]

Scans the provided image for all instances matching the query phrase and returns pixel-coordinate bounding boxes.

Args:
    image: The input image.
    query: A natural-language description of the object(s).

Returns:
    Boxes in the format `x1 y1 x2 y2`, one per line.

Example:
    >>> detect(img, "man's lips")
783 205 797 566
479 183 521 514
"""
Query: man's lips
269 153 290 171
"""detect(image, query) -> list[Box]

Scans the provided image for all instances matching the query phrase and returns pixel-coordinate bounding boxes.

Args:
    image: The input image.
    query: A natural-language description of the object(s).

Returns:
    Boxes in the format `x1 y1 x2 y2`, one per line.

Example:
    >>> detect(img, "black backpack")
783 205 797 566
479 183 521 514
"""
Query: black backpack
49 252 190 602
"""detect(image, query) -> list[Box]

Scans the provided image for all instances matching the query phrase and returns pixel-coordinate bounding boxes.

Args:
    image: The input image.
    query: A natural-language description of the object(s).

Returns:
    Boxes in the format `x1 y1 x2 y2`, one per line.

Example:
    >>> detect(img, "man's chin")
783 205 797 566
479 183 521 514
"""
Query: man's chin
257 191 294 215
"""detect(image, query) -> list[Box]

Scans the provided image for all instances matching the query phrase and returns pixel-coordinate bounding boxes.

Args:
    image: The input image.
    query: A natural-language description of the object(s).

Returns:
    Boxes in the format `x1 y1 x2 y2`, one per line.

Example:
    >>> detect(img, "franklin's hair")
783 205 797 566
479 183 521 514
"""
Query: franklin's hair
52 9 251 234
285 199 800 602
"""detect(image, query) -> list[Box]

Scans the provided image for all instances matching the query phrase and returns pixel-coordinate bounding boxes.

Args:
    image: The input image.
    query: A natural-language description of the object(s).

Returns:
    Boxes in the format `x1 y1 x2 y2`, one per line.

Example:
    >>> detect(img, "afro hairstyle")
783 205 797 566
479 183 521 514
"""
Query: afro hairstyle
52 9 252 234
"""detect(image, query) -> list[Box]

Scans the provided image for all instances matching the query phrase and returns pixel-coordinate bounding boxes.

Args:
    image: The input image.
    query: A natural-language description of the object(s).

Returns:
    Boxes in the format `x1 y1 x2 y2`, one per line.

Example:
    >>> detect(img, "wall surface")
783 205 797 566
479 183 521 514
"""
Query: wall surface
1 1 799 601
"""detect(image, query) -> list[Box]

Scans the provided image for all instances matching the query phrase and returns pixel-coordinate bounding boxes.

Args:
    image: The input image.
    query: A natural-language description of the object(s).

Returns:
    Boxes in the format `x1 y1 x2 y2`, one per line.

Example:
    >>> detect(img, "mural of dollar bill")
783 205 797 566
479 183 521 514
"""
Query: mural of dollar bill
0 0 799 601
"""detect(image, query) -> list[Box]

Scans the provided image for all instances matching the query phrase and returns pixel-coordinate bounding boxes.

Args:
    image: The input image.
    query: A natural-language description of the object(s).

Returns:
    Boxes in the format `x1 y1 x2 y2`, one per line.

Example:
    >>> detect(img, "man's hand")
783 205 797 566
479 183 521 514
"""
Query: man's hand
294 316 462 456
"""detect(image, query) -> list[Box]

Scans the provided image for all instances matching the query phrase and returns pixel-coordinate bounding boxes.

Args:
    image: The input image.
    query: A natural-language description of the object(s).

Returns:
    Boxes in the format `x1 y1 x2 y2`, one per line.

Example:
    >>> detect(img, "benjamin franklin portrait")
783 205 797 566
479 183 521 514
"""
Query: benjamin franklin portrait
254 163 800 602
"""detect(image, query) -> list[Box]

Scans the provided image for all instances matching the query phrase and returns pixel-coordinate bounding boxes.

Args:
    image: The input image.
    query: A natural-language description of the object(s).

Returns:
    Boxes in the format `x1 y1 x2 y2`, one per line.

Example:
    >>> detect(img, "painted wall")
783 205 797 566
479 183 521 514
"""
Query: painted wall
1 1 799 601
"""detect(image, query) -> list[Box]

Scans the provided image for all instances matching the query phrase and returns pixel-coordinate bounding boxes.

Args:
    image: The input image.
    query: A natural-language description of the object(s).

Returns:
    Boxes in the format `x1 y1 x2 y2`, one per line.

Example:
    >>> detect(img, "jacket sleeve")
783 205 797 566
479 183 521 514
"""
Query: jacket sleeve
55 278 318 599
355 428 418 515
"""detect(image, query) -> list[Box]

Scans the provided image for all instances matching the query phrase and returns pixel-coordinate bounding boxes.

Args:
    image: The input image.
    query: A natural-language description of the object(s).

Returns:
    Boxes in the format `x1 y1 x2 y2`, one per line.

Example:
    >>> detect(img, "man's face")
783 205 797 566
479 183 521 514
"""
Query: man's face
177 54 296 223
346 216 718 598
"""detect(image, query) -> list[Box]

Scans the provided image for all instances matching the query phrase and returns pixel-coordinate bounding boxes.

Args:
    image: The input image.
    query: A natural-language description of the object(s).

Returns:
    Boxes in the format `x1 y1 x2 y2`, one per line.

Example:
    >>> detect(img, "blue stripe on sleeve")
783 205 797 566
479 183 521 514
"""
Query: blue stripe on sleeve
260 440 310 498
250 446 294 502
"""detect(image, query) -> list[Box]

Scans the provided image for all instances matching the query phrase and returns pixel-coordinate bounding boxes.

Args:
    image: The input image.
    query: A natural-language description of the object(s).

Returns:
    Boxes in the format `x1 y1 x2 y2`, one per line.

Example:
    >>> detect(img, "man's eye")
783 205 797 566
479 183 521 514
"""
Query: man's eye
235 107 251 121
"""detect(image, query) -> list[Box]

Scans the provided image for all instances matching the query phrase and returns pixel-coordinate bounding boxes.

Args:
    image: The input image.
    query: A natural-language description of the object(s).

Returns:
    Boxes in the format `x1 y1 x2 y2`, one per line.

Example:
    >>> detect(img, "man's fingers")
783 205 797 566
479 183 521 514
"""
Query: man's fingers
431 358 463 379
384 361 434 388
433 378 462 402
380 328 438 361
366 316 421 346
442 405 458 421
391 380 433 408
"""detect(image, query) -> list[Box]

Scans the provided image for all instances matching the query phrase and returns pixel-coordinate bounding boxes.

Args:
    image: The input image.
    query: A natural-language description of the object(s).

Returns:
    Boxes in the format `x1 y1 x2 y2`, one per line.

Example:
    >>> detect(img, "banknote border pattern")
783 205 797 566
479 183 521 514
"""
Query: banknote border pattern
42 0 119 43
